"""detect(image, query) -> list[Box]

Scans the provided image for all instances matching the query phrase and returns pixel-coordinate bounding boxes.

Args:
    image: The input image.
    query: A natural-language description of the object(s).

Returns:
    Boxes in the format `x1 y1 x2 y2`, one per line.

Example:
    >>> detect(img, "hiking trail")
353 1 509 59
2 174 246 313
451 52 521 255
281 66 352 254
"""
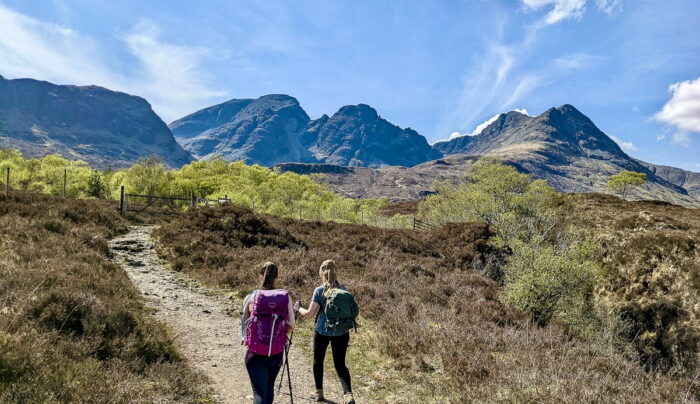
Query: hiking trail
109 225 344 404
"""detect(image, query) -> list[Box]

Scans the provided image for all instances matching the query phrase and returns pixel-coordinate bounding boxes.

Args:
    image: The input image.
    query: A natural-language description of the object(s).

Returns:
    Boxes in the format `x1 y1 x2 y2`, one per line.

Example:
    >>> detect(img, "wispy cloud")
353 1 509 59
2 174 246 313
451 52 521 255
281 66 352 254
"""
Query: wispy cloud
0 5 225 122
521 0 622 26
595 0 623 15
124 21 226 121
610 135 638 153
522 0 587 25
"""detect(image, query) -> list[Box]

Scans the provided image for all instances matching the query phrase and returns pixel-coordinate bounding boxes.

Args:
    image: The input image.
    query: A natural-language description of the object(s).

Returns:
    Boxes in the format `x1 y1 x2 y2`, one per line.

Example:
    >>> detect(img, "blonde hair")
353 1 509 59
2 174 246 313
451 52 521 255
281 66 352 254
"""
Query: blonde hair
259 262 278 290
319 259 340 297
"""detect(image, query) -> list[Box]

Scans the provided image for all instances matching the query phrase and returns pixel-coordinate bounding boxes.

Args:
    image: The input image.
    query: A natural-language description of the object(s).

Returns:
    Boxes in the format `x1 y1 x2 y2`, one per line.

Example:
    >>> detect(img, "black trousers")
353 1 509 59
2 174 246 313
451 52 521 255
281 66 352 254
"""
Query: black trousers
245 351 283 404
313 331 352 393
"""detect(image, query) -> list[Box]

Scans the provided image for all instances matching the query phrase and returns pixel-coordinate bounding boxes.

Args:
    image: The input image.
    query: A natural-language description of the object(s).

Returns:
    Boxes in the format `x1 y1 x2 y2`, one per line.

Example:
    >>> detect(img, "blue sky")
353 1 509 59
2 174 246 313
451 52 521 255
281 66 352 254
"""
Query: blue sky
0 0 699 170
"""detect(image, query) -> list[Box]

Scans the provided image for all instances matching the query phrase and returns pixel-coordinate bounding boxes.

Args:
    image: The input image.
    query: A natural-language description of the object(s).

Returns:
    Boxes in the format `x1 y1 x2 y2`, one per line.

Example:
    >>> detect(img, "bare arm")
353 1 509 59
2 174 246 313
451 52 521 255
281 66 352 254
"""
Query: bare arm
296 299 320 318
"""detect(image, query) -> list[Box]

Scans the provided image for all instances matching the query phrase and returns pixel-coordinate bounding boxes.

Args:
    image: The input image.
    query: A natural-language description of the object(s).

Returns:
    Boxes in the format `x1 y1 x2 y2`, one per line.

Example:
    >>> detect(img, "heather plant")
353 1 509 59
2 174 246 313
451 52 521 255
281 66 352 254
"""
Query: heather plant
0 191 209 402
154 204 698 403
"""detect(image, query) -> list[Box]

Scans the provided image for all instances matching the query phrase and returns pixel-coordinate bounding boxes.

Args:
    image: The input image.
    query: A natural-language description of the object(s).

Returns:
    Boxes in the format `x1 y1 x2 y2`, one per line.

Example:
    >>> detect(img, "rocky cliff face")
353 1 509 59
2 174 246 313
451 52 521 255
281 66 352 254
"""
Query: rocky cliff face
308 104 441 167
170 98 440 168
637 160 700 198
0 75 192 169
170 95 314 165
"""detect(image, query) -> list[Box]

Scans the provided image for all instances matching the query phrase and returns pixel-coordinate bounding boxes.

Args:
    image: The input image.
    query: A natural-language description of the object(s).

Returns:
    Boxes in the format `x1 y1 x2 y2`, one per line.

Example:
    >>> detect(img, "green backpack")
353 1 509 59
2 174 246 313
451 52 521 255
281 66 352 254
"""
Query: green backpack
323 288 359 334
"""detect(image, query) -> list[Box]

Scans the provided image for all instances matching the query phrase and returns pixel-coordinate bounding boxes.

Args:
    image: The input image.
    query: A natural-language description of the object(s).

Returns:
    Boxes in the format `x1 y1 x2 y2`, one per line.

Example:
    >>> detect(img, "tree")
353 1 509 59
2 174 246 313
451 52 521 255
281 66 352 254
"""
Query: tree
607 171 647 200
418 159 559 247
86 170 108 198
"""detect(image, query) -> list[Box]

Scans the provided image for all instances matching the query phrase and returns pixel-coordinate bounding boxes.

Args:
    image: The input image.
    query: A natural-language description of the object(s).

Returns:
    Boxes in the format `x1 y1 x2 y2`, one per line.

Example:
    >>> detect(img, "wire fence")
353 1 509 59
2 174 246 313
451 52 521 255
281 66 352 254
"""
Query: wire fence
1 168 440 231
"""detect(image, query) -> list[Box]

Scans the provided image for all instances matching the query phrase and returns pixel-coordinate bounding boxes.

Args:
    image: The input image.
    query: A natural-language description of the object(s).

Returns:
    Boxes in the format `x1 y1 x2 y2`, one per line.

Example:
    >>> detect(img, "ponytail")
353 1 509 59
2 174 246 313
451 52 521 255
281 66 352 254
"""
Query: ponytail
320 259 340 297
259 262 278 290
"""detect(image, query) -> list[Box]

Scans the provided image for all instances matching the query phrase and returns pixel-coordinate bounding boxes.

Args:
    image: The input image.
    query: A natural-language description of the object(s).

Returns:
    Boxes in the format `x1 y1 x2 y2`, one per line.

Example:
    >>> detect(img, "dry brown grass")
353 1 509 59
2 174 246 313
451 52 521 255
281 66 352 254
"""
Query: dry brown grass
559 193 699 376
155 203 699 403
0 191 210 403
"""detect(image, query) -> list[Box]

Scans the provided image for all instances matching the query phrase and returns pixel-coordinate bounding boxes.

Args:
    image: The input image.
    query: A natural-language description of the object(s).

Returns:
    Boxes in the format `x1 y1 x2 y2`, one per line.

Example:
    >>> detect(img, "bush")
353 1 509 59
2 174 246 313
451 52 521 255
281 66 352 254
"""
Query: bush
502 236 601 327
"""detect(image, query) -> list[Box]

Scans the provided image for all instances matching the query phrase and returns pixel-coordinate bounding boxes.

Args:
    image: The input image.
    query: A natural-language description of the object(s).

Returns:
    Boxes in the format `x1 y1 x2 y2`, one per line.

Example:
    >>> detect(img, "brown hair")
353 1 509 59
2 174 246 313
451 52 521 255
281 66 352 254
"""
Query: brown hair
319 259 340 297
259 262 278 290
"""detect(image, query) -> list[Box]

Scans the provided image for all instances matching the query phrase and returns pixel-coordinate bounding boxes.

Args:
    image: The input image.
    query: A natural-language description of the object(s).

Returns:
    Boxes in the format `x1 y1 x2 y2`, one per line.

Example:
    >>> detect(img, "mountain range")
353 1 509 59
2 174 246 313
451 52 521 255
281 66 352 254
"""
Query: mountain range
169 95 440 167
1 75 698 206
0 75 192 169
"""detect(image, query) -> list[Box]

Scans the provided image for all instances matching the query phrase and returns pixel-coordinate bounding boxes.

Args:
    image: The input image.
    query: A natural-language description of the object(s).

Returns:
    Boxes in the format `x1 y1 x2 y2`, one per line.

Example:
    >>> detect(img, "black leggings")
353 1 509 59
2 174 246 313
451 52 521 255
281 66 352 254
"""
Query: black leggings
313 331 352 393
245 351 283 404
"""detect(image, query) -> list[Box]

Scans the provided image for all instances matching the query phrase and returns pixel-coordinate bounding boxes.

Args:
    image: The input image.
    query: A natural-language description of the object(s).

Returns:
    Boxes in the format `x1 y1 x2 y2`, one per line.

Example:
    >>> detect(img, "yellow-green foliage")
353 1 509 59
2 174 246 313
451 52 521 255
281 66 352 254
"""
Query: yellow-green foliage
418 160 603 332
503 235 601 327
607 170 647 199
0 149 96 197
418 159 559 246
0 149 386 224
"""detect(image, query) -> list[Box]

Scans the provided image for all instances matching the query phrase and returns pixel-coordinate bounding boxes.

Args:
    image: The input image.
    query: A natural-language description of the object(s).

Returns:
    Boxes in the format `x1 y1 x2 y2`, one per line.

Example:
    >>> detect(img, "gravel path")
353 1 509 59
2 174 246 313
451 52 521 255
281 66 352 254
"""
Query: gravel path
109 226 344 404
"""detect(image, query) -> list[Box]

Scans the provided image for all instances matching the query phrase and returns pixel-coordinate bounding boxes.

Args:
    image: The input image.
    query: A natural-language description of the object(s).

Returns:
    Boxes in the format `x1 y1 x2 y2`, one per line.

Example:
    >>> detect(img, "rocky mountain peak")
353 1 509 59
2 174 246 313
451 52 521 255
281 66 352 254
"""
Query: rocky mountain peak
334 103 379 120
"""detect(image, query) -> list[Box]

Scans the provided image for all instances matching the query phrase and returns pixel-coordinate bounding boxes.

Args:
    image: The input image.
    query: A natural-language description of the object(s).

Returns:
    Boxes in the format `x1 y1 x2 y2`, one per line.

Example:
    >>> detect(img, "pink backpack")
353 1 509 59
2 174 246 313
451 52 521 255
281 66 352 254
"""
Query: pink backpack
244 289 290 356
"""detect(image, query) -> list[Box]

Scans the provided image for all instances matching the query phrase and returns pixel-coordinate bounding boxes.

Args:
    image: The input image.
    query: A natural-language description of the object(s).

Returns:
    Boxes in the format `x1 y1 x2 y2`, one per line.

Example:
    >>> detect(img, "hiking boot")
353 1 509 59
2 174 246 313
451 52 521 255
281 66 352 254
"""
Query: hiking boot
315 389 324 402
344 392 356 404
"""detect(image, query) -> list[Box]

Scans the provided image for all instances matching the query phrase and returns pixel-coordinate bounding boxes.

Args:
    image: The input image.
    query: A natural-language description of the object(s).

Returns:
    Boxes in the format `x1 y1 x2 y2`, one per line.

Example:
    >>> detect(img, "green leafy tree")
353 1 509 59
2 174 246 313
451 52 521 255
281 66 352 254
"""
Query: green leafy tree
607 170 647 200
418 159 559 247
86 170 108 198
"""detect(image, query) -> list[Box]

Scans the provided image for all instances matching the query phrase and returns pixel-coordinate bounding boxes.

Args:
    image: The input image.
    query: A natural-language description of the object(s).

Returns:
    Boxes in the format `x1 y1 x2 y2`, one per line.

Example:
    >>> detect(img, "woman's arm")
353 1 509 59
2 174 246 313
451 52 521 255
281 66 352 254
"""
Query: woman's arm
296 301 320 318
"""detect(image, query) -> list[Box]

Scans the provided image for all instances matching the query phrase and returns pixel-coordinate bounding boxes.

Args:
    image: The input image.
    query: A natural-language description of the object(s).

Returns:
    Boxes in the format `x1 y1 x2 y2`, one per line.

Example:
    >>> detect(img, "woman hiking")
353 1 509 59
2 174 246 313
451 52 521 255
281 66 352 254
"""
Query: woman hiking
294 259 358 404
241 262 295 404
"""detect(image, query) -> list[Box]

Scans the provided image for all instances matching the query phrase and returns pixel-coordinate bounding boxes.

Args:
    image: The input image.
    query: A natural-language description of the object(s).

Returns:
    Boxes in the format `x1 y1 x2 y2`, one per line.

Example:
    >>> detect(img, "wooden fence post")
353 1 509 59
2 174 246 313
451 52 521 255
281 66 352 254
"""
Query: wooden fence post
119 186 125 214
63 168 67 197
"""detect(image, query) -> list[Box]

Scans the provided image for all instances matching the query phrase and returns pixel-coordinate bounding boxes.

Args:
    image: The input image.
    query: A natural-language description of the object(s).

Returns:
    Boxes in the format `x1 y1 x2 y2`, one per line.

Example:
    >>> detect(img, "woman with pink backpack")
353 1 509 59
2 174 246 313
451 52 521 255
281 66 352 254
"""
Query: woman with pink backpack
241 262 295 404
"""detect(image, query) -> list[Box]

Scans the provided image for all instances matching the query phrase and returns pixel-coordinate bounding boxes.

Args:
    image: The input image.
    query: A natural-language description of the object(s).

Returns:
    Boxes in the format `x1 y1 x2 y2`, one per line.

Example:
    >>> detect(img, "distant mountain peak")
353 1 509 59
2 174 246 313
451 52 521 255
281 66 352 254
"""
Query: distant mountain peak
335 103 379 120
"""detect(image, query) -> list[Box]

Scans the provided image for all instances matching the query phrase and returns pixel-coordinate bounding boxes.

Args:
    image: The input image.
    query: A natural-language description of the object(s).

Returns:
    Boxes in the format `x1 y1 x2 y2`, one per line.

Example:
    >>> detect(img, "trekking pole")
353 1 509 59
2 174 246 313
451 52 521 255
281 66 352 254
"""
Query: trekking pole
278 311 298 402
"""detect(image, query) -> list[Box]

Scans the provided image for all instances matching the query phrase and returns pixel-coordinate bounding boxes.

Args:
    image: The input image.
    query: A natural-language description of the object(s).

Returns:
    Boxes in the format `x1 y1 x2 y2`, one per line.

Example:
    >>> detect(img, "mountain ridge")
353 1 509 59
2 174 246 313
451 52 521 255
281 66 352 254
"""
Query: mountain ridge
169 96 440 167
0 75 192 169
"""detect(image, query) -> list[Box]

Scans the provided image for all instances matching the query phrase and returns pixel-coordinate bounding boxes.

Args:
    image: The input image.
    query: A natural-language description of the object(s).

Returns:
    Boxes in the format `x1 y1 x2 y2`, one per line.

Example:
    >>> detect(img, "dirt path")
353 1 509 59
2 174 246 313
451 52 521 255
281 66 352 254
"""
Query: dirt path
109 226 344 404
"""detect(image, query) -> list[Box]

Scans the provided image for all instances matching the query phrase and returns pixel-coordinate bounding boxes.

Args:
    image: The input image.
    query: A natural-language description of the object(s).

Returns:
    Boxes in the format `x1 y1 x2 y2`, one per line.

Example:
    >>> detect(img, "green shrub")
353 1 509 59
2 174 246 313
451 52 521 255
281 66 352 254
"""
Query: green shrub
502 235 601 327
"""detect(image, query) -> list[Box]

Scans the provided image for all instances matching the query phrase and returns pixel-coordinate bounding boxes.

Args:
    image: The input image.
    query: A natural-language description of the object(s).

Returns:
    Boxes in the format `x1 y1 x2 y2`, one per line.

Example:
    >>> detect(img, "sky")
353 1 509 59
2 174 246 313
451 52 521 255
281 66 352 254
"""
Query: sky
0 0 699 170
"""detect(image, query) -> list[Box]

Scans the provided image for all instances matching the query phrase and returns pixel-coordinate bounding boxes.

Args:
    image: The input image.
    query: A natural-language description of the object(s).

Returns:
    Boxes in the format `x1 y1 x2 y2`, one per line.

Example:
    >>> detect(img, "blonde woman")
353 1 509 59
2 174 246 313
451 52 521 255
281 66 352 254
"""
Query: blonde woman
294 260 358 404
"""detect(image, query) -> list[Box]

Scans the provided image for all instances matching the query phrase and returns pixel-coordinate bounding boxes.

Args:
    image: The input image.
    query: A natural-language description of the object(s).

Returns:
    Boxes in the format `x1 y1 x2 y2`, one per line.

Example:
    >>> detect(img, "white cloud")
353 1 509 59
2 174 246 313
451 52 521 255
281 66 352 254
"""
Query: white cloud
671 132 691 147
554 53 597 71
521 0 622 25
124 21 226 121
655 77 700 134
447 107 530 140
522 0 587 25
0 5 225 122
610 135 638 153
632 106 640 112
596 0 622 15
